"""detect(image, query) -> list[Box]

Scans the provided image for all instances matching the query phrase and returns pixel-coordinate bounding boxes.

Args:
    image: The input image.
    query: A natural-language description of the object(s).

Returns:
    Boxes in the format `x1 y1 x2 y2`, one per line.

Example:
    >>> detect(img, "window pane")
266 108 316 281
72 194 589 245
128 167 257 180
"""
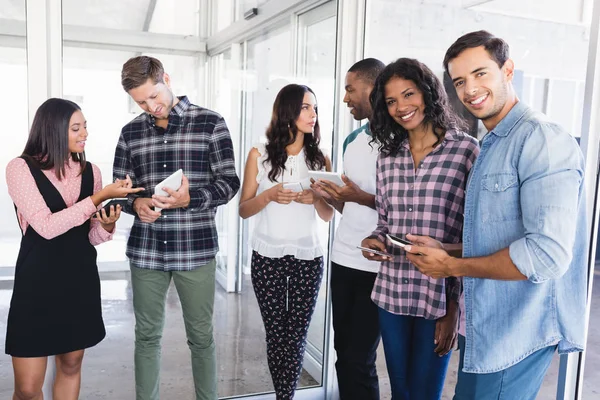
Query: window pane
62 0 199 35
0 2 27 396
0 1 27 270
213 0 236 33
0 0 25 20
297 10 337 382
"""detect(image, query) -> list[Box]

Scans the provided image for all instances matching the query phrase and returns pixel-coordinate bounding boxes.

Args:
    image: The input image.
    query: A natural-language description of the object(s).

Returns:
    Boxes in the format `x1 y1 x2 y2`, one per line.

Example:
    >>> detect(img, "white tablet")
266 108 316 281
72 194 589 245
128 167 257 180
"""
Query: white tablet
155 169 183 197
308 171 345 187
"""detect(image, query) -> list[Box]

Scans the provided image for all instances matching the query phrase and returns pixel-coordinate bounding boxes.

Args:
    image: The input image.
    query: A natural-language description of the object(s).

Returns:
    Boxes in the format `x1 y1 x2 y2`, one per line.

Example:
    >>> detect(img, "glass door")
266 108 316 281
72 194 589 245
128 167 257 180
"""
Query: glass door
295 0 337 385
215 1 338 398
209 46 244 293
239 22 294 280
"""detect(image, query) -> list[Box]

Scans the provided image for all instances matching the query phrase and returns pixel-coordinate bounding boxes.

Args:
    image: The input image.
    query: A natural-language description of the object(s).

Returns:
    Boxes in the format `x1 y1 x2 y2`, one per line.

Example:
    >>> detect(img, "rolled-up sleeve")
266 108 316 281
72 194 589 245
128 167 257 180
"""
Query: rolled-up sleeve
187 117 240 211
113 130 144 215
509 124 585 283
369 155 389 243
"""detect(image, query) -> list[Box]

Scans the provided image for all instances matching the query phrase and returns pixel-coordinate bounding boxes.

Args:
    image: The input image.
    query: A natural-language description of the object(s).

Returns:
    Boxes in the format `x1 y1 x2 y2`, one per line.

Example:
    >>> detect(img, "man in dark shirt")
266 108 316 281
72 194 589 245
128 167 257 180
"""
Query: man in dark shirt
113 55 240 400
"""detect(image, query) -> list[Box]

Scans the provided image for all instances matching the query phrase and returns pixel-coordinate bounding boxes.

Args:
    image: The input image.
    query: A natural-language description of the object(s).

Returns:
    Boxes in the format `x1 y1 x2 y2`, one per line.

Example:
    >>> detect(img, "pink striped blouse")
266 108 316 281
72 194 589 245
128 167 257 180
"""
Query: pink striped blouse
6 157 114 245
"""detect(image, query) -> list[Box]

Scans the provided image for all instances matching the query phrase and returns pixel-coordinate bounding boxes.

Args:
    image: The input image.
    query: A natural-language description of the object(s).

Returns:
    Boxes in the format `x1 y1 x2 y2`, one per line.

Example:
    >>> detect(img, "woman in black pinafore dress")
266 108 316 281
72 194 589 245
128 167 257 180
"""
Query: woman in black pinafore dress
5 98 143 400
7 158 105 356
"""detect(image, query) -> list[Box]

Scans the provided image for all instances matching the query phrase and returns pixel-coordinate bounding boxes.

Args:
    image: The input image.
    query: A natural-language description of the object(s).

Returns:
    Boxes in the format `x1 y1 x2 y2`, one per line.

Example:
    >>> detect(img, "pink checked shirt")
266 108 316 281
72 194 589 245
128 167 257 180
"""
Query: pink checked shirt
6 157 113 244
370 130 479 320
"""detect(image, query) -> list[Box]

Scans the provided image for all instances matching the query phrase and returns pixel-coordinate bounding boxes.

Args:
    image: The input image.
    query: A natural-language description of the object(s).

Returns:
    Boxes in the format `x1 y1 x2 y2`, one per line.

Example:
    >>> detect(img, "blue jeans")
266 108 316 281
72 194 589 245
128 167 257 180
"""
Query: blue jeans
378 308 451 400
453 335 556 400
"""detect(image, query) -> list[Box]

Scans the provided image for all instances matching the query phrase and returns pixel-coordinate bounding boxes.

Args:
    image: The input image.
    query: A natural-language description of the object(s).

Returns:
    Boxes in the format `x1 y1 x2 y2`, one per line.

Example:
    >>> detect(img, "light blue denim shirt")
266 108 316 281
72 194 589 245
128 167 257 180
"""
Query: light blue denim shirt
462 101 588 373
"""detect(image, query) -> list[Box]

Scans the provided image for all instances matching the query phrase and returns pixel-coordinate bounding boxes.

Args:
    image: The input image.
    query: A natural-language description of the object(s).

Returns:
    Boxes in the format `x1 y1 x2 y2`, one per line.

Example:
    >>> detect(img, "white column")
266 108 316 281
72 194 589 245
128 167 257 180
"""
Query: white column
25 1 63 398
26 0 63 125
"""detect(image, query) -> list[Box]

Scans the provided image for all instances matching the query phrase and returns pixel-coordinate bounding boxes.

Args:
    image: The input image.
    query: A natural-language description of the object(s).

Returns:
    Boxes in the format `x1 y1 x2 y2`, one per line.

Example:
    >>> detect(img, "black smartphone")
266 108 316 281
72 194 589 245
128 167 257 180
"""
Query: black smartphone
93 199 128 218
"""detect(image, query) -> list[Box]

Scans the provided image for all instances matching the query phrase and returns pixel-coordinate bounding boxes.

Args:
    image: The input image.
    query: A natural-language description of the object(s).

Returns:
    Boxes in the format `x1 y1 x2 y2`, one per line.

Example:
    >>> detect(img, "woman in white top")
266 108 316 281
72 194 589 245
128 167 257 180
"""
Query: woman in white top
239 83 334 400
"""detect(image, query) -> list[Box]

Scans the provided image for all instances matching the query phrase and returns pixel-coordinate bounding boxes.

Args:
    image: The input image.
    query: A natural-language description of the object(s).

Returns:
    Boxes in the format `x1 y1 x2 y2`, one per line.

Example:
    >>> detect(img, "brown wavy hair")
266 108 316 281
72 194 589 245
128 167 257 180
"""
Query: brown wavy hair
264 84 326 181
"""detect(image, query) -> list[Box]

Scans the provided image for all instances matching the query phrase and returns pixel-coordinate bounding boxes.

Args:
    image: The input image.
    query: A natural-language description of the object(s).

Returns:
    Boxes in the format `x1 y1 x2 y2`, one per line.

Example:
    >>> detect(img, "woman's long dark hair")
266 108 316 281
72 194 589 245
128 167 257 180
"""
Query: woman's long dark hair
369 58 465 157
264 84 325 181
21 98 86 179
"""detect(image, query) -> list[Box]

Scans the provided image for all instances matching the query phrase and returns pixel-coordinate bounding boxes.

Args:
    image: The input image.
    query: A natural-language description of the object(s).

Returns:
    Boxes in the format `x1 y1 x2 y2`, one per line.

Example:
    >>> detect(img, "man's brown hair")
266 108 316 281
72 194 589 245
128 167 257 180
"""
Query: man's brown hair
121 56 165 92
443 30 509 75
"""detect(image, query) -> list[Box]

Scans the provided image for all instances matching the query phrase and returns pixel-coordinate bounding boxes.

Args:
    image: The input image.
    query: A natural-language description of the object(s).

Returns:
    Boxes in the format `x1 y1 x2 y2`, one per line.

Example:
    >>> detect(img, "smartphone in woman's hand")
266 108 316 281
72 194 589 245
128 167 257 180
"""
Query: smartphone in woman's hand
356 245 393 258
93 199 128 218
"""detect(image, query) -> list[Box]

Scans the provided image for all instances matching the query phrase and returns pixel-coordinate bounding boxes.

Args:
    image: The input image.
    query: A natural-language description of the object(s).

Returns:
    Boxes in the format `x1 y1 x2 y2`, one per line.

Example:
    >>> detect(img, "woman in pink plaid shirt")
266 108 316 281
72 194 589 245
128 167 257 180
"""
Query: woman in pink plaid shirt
360 58 479 400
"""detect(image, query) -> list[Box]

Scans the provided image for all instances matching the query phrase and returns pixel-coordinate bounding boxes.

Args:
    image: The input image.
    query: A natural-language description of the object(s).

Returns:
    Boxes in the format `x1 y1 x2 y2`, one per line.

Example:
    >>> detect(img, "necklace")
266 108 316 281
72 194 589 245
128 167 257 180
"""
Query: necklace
286 155 297 176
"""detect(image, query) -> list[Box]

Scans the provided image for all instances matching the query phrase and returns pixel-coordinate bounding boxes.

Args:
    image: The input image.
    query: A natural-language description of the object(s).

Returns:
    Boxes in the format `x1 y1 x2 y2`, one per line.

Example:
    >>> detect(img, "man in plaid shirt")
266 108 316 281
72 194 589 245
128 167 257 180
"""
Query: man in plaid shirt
113 56 240 400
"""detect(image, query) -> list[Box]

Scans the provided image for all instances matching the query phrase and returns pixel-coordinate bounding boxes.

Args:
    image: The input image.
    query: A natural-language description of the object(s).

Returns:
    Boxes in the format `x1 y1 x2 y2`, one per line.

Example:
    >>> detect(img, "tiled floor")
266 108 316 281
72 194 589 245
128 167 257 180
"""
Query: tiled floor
0 266 599 399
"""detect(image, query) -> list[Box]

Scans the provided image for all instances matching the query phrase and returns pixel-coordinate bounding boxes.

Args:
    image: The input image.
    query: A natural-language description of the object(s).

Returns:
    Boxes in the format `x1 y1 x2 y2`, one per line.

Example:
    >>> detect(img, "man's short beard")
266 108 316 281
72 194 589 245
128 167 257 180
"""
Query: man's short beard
354 104 369 120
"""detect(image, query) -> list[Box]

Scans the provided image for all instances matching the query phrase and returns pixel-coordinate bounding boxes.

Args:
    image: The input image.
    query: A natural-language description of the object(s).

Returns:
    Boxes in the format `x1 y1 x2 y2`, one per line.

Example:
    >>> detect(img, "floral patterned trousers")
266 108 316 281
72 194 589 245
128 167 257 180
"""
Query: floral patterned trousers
251 251 324 400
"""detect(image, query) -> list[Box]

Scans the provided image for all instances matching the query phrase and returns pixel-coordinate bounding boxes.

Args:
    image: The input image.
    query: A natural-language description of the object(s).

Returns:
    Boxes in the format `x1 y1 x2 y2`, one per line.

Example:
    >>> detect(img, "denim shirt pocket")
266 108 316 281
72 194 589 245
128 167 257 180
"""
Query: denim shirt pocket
480 172 522 223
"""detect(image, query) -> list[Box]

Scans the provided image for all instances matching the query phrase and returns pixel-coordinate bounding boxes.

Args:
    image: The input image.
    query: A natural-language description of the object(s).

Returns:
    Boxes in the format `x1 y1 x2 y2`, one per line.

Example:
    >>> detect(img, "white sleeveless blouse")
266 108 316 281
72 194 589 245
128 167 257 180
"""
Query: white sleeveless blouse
249 143 323 260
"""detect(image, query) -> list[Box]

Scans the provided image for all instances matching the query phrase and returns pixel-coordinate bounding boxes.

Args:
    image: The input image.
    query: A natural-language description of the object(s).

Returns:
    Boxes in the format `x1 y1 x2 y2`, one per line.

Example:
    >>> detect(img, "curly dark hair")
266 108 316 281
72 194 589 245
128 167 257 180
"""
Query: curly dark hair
264 84 326 182
369 58 465 157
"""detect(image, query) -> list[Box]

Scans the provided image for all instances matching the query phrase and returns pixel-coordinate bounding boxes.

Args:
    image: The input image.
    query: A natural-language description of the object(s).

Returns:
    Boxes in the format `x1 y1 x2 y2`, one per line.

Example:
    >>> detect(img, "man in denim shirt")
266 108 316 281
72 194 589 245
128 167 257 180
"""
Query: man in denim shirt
404 31 588 399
